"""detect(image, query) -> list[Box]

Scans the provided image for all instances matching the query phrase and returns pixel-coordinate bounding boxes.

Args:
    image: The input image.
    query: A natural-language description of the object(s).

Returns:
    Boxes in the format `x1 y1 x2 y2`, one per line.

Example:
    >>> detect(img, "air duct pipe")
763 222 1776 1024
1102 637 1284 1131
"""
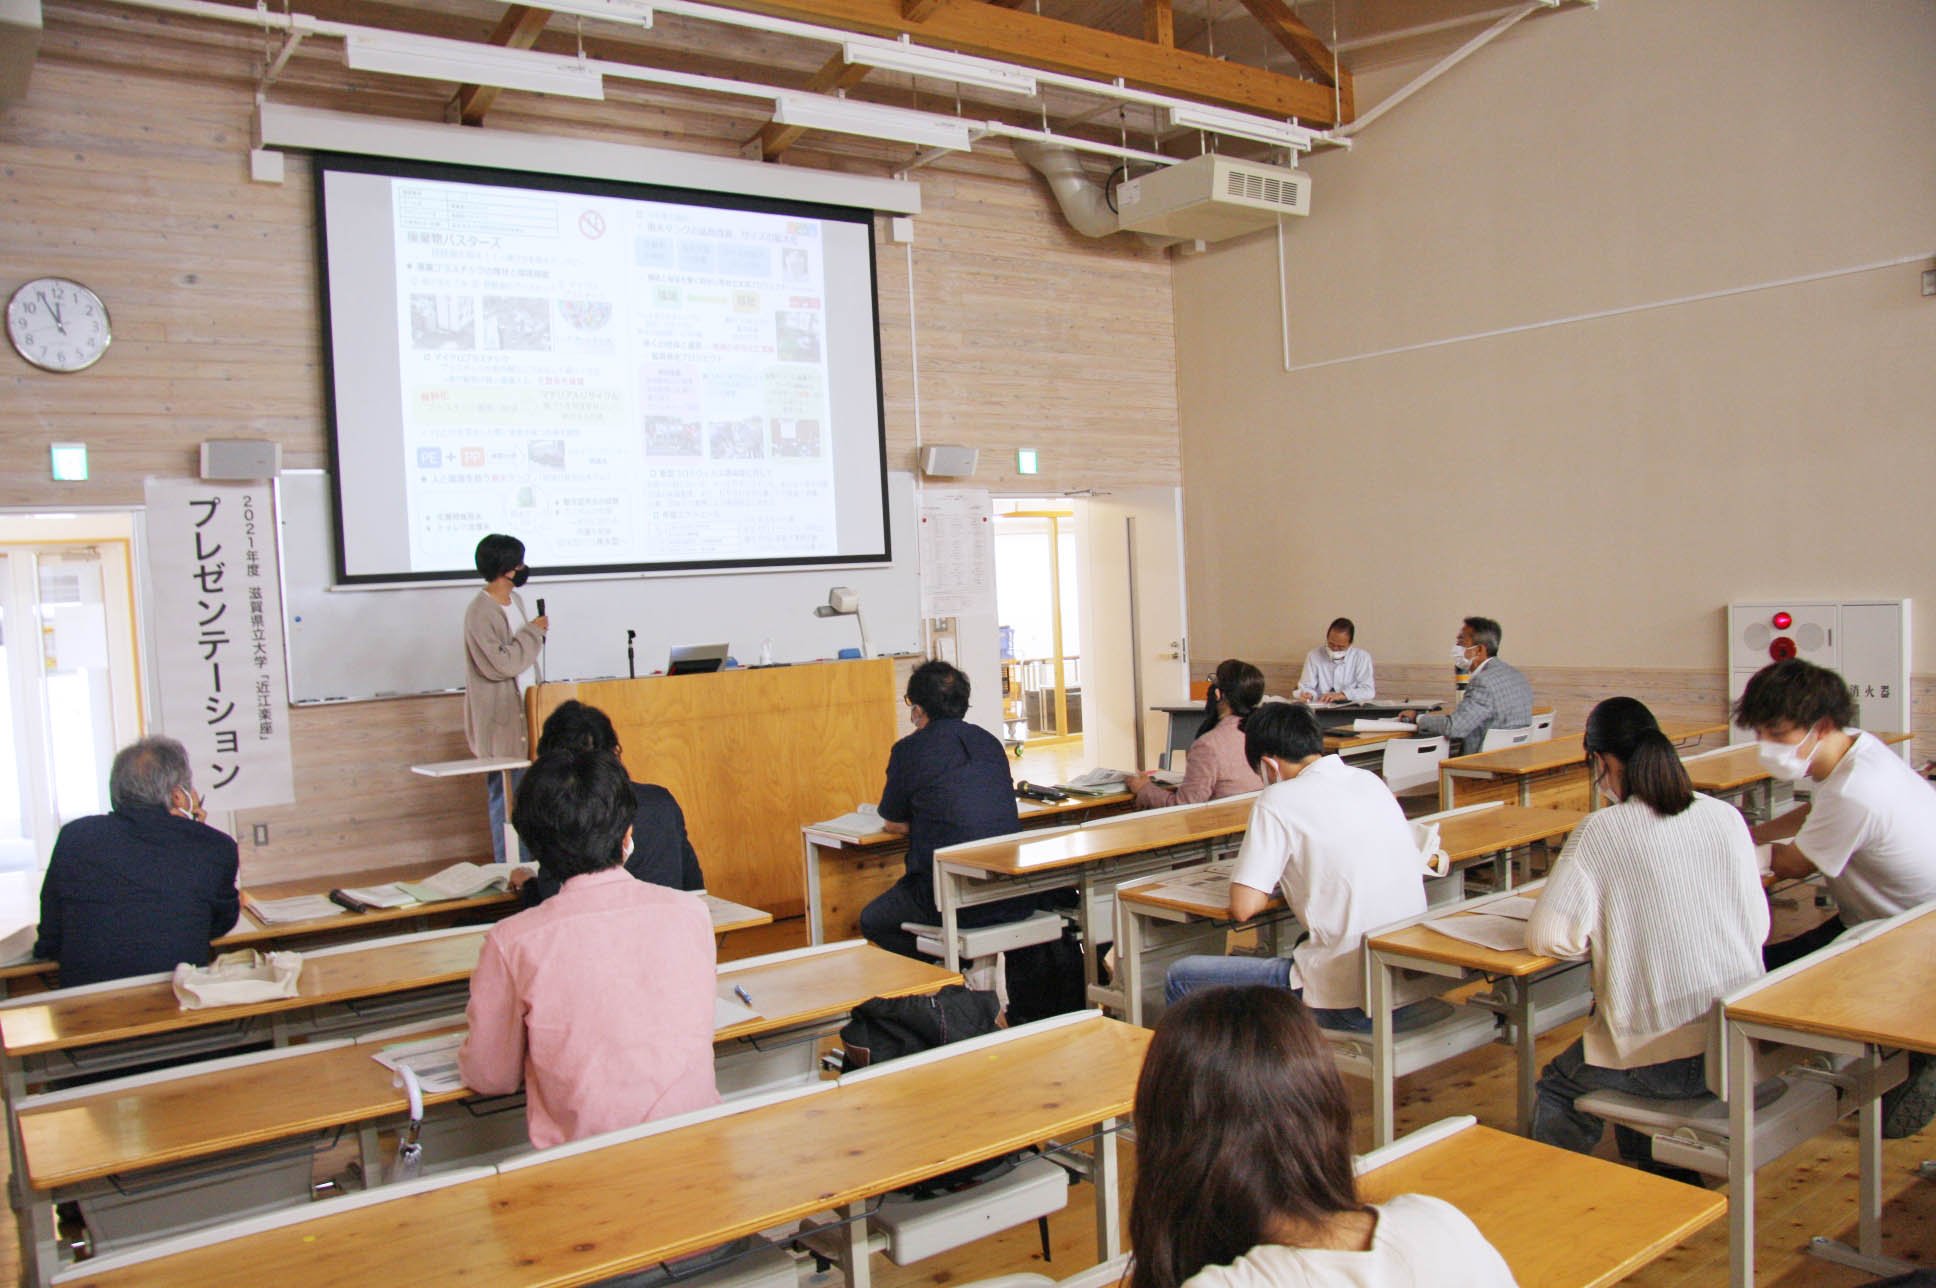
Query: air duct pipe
1012 140 1181 249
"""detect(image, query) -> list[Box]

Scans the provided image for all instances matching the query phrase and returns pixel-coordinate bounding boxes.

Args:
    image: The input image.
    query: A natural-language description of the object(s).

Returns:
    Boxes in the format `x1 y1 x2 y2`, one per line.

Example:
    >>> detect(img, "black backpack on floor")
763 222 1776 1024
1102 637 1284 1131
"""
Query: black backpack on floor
837 985 1027 1197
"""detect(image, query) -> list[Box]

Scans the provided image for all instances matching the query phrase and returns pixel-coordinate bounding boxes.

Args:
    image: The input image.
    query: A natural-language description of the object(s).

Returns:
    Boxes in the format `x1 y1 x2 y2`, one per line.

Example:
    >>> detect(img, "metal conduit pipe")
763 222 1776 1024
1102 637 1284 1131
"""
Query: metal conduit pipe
1011 140 1181 249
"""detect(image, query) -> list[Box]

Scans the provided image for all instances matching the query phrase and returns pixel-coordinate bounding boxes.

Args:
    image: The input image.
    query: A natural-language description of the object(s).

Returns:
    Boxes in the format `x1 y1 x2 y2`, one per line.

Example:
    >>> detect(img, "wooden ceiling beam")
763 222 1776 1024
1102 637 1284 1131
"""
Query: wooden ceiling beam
1230 0 1352 118
456 5 556 126
1143 0 1174 48
684 0 1348 125
748 52 872 160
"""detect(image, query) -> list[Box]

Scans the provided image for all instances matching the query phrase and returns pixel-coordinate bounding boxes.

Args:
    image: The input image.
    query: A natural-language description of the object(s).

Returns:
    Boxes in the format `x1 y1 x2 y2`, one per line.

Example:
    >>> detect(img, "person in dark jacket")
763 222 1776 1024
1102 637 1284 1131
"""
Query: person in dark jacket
34 736 240 987
512 700 704 907
859 660 1035 959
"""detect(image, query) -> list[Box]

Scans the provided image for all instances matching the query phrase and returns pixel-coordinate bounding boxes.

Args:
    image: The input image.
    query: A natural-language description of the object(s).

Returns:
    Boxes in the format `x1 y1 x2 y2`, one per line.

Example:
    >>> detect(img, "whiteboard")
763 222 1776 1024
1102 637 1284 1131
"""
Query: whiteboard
277 469 921 703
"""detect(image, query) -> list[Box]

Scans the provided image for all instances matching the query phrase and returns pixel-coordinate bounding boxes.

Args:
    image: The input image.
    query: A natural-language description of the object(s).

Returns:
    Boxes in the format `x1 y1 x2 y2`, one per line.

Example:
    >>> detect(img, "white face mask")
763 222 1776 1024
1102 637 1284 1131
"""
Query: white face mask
1326 648 1349 662
1756 728 1821 782
1258 758 1281 786
621 833 636 862
1451 644 1473 669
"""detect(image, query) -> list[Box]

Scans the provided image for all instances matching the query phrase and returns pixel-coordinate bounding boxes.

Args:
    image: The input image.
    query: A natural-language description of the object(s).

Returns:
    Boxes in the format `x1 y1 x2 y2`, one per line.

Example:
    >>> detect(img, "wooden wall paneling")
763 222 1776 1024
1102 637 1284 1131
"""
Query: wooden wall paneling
230 695 491 885
530 660 901 917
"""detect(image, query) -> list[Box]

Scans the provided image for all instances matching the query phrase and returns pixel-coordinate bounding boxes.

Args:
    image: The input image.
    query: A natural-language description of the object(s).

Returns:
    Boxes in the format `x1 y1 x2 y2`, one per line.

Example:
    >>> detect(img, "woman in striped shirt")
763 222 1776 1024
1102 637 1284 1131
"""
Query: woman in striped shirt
1526 697 1768 1178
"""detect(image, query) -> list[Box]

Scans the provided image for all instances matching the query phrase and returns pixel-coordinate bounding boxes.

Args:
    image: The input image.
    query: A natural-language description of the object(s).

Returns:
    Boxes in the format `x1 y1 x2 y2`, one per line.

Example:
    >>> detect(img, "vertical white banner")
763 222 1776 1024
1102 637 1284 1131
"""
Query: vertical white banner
144 480 296 811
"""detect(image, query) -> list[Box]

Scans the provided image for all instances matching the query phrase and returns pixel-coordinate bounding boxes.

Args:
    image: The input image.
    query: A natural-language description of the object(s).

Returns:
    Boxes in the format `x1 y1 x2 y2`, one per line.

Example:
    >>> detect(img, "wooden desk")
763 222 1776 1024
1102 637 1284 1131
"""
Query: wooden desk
0 878 767 999
936 796 1258 1011
1111 804 1582 1027
1724 900 1936 1285
1438 718 1726 812
17 942 955 1196
1365 879 1586 1146
1359 1119 1725 1287
801 791 1133 945
62 1014 1150 1288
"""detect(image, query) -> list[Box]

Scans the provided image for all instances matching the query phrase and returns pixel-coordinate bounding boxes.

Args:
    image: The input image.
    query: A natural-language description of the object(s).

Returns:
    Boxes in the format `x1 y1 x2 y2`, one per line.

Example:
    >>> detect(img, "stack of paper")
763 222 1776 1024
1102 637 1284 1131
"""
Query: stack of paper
372 1032 469 1094
1352 718 1417 733
1424 913 1528 953
395 862 522 904
1059 768 1130 796
0 924 38 966
243 893 346 926
329 884 418 912
806 805 885 840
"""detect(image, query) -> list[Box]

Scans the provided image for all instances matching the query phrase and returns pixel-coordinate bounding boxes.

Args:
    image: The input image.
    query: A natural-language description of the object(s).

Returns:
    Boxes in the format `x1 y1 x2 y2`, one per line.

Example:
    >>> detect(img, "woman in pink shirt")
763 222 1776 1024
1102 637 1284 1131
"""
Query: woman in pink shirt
458 749 720 1148
1126 659 1267 809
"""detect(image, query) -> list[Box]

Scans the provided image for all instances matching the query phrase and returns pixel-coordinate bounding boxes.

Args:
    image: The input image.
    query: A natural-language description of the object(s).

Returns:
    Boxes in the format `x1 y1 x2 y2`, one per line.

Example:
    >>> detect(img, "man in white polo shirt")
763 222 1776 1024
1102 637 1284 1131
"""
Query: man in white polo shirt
1737 657 1936 1136
1163 701 1427 1031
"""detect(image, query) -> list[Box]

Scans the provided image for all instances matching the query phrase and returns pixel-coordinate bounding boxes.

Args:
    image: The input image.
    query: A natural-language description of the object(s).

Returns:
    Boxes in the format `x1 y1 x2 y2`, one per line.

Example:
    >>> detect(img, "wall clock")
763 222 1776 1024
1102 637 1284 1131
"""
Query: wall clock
7 277 112 373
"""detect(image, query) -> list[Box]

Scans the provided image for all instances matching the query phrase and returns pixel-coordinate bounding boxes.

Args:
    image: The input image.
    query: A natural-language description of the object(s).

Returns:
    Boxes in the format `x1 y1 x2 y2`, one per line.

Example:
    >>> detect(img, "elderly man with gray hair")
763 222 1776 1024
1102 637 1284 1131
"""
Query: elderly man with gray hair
34 736 240 987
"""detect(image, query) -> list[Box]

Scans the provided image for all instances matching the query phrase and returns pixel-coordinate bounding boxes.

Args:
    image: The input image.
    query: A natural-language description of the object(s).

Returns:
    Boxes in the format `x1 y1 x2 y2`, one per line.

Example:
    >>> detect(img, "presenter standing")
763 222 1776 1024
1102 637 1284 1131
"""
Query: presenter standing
464 533 549 862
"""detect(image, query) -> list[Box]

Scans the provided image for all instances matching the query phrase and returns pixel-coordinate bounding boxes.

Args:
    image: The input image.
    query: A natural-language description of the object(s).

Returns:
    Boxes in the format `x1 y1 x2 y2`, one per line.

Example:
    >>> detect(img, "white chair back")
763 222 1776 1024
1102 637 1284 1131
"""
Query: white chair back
1380 736 1449 794
1529 711 1555 741
1479 725 1535 752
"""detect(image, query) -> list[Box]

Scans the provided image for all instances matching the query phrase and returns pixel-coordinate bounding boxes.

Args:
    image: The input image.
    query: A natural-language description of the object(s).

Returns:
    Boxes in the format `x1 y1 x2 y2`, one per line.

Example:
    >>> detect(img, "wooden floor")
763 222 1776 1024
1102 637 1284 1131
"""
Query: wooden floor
6 901 1933 1283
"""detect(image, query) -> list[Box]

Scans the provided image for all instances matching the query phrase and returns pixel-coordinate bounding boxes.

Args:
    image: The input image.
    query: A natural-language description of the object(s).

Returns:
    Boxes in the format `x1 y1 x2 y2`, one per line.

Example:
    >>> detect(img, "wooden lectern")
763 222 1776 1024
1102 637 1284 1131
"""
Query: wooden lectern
527 659 899 919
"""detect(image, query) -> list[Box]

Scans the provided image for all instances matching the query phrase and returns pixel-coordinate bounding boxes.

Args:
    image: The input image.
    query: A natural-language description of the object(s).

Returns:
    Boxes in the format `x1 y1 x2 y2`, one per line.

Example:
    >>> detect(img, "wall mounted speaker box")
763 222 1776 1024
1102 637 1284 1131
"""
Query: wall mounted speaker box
200 440 282 480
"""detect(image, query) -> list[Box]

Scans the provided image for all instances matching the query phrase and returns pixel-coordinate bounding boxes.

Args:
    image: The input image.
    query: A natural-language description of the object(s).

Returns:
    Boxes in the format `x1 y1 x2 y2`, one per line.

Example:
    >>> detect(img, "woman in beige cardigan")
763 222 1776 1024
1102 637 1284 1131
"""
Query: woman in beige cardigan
464 533 548 861
1125 658 1266 809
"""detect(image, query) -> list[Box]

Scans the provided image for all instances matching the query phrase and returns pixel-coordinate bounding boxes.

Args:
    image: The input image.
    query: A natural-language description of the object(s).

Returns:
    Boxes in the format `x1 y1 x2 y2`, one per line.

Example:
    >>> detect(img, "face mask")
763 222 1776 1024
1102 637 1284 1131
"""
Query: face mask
621 833 635 862
510 566 531 588
1756 728 1821 782
1257 758 1280 786
1451 645 1472 669
1590 756 1622 804
1326 649 1348 662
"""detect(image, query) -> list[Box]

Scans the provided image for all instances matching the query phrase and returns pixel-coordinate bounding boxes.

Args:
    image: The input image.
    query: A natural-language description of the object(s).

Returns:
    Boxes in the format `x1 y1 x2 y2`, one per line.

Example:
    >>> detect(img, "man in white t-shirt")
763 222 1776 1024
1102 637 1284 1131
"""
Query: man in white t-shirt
1163 702 1427 1030
1736 658 1936 1137
1294 617 1375 703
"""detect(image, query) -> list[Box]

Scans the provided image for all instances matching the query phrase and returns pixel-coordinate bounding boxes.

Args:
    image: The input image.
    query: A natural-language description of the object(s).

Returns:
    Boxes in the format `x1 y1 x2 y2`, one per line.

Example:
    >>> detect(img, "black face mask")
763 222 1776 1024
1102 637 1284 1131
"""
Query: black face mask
509 566 531 588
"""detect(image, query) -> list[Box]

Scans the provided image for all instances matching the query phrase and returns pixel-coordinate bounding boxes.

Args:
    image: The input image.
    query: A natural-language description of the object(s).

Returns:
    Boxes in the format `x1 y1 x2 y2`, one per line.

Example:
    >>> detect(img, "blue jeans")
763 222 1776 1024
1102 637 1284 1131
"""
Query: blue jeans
1531 1038 1709 1173
485 769 527 864
1163 955 1374 1031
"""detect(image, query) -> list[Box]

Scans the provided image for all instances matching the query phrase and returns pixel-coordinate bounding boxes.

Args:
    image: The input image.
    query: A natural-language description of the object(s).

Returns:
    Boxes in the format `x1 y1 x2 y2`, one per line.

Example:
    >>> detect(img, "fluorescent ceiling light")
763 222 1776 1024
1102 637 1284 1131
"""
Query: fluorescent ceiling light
527 0 654 25
1162 103 1311 149
773 95 973 151
841 40 1037 97
344 30 607 100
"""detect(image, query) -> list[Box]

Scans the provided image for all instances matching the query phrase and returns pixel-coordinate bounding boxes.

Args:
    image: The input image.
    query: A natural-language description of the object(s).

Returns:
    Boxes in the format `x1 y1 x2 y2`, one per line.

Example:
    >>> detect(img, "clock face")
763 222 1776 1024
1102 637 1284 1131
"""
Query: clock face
7 278 112 373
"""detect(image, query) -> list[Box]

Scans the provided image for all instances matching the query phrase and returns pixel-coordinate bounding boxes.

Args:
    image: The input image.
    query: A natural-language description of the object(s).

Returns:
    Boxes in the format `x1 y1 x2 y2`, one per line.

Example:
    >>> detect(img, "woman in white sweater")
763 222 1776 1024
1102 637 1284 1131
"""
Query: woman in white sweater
1526 697 1768 1178
1129 988 1514 1288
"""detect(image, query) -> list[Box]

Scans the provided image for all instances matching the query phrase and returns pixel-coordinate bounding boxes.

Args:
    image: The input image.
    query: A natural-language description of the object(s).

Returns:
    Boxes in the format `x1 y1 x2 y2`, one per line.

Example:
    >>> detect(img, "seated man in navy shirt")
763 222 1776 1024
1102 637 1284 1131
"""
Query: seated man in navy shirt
35 736 240 987
859 661 1039 960
512 699 705 906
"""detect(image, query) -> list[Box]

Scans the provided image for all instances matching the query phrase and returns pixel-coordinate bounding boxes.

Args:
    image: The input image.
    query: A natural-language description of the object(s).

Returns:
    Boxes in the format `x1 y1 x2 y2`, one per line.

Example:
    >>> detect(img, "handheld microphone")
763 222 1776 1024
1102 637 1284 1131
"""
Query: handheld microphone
536 597 546 617
627 629 637 680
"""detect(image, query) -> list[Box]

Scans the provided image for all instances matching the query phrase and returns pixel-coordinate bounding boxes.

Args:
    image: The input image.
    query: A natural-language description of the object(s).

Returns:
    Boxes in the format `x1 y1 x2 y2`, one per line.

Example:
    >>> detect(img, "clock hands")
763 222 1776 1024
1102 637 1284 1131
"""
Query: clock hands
35 290 67 334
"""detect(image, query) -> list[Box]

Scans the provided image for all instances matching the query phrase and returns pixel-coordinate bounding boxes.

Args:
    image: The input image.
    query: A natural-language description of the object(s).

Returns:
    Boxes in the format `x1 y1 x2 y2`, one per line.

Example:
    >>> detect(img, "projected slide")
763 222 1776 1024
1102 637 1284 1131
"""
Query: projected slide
317 155 889 583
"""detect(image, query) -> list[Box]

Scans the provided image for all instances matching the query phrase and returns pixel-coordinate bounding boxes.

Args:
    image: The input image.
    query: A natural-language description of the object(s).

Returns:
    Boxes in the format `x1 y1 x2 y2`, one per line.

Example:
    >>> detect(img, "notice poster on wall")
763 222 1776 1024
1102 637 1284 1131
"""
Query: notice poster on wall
145 480 295 812
919 489 995 619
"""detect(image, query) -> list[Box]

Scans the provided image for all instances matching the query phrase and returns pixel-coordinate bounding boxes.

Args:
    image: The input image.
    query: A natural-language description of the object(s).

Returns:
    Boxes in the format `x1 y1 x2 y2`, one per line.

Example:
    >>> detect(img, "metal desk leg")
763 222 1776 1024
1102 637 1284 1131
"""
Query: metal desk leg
1370 950 1396 1148
1121 907 1145 1028
837 1199 871 1288
1803 1043 1915 1276
1077 869 1101 996
1727 1018 1756 1288
802 836 825 947
1510 978 1538 1136
1094 1116 1121 1260
17 1190 57 1288
1516 779 1531 808
939 869 962 975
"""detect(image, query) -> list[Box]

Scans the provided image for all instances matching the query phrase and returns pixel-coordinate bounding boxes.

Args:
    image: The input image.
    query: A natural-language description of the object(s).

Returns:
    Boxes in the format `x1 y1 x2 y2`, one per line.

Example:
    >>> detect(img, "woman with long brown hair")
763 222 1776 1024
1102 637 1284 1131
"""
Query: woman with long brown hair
1129 988 1512 1288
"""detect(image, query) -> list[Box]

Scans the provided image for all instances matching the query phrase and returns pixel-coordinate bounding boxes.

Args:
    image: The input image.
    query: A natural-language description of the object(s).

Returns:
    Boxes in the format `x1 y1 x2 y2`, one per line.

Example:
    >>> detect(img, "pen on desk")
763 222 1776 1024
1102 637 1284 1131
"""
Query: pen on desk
734 984 754 1006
